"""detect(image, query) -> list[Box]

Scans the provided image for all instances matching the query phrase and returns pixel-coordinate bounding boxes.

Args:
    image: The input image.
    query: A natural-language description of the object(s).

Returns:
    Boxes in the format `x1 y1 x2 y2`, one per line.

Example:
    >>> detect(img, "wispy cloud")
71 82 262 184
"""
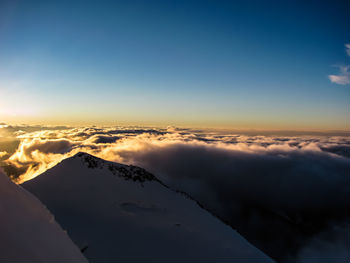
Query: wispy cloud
328 44 350 85
329 66 350 85
346 43 350 57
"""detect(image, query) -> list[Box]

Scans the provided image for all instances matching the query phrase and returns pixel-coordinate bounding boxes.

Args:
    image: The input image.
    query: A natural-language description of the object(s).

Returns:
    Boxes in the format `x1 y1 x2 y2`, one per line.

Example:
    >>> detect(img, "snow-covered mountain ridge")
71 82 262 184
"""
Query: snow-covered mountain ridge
23 152 275 263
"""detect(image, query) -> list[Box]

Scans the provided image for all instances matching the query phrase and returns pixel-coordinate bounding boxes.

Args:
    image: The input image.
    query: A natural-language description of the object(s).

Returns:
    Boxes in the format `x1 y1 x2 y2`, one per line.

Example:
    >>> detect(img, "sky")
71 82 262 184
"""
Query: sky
0 0 350 130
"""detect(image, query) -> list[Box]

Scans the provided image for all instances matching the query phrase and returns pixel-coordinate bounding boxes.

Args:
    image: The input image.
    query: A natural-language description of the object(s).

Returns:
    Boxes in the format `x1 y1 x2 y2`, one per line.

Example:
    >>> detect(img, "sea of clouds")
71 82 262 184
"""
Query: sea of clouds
1 123 350 262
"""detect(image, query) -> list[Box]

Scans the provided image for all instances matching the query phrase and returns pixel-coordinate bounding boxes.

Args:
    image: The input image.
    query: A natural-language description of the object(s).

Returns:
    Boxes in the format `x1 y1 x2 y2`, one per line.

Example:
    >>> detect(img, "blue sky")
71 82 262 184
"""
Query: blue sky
0 0 349 129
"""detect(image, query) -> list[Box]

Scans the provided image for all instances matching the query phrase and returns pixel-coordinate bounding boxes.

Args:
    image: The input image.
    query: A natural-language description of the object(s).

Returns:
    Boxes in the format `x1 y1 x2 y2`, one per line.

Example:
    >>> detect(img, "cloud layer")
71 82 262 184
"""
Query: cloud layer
2 125 349 183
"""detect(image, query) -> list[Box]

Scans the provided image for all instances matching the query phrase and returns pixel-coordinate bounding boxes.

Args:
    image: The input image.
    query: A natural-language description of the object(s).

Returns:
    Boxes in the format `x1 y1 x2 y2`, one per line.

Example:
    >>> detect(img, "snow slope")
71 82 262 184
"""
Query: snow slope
0 169 88 263
23 152 274 263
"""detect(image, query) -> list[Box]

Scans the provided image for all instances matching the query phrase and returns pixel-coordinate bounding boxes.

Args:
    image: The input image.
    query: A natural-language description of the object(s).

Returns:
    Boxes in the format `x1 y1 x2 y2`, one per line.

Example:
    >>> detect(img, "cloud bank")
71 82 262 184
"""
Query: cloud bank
2 125 349 184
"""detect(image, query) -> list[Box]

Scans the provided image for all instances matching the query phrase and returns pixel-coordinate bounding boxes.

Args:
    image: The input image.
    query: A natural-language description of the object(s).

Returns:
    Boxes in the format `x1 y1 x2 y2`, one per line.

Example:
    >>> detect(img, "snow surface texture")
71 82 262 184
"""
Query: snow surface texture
23 152 274 263
0 169 88 263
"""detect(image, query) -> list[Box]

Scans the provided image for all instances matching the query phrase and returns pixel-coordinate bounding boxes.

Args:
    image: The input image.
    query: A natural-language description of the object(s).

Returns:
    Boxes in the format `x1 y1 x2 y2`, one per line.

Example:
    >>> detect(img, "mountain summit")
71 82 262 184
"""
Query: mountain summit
23 152 274 263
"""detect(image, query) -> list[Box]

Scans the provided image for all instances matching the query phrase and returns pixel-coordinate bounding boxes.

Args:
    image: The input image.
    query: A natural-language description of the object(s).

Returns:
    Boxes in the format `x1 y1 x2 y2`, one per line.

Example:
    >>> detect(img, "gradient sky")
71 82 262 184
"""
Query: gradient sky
0 0 349 130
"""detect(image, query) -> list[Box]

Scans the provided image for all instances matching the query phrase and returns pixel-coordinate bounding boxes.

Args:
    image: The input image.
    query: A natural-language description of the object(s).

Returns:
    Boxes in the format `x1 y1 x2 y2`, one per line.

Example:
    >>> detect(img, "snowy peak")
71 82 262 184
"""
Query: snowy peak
72 152 158 183
23 153 274 263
